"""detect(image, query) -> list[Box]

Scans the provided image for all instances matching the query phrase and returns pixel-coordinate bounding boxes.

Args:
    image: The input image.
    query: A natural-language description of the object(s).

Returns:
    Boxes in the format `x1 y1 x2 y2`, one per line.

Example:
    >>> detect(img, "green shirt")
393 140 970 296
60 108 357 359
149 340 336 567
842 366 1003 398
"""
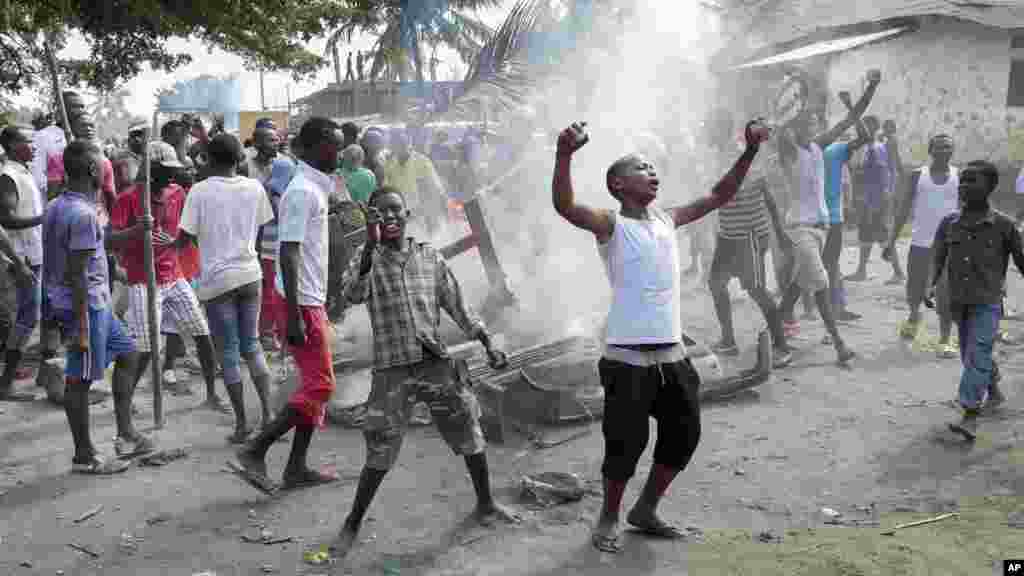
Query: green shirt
340 166 377 203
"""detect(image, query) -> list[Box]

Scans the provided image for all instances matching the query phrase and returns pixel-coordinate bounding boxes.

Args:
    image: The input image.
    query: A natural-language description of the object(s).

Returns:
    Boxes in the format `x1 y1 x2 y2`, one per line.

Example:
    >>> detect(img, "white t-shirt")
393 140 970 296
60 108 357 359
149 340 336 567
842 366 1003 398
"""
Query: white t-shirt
1016 167 1024 196
179 175 273 301
31 125 66 195
2 161 43 265
794 142 827 225
275 161 331 307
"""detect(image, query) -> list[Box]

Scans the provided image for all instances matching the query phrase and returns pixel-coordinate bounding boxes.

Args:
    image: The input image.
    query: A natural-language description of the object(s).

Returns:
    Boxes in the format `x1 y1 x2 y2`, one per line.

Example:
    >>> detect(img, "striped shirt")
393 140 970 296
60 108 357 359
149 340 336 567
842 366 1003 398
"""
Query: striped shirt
716 147 772 240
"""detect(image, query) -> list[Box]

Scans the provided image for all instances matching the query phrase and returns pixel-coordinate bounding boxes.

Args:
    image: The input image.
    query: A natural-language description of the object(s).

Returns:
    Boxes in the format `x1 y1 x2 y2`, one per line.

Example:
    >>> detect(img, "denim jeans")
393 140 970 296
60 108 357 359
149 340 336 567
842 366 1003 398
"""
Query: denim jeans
951 303 1001 409
204 281 270 386
8 264 41 351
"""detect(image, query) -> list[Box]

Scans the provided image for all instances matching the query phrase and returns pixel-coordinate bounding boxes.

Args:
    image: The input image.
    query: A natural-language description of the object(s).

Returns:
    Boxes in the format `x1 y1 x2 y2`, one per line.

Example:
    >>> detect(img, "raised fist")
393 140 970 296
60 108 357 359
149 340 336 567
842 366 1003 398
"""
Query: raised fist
556 122 589 156
866 69 881 85
838 91 853 108
744 118 772 147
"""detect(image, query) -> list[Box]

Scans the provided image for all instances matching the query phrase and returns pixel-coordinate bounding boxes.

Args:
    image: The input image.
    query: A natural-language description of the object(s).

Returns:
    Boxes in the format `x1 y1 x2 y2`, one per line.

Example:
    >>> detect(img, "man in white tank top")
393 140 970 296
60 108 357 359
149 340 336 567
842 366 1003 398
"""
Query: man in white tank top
884 135 957 356
552 119 771 553
0 125 47 401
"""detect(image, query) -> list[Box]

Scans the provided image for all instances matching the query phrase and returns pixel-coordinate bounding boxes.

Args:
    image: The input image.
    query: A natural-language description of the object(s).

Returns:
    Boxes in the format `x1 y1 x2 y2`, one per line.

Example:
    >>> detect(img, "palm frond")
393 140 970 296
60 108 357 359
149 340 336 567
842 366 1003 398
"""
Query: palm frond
426 0 547 121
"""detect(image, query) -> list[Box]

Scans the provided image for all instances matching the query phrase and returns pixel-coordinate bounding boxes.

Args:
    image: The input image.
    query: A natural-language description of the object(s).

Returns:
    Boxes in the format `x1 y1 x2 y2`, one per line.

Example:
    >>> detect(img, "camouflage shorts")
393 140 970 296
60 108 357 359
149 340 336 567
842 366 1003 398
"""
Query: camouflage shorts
363 358 485 471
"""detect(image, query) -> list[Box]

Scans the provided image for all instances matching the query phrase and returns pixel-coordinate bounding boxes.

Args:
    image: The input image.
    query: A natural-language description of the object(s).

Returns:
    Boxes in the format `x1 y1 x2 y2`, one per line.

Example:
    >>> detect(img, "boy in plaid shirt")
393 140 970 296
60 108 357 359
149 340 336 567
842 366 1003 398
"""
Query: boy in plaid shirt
329 185 520 560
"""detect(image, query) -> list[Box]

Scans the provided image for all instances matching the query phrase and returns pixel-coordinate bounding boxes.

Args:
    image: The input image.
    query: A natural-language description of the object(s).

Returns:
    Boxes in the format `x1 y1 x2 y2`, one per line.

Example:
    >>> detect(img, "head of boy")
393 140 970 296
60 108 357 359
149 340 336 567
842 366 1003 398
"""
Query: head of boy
928 134 954 166
63 140 103 194
606 154 659 207
369 186 409 242
958 160 999 212
863 115 880 137
207 133 244 170
297 116 342 174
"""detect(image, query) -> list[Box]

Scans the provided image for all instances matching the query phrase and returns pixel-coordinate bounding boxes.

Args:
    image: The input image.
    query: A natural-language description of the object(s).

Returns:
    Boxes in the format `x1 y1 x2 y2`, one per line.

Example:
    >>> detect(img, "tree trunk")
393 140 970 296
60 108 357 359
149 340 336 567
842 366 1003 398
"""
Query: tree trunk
332 42 343 86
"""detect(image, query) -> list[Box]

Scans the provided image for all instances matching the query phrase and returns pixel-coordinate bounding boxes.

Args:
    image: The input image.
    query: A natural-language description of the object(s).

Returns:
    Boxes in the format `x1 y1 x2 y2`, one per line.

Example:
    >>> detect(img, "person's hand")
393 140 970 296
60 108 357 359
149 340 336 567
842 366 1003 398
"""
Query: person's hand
924 285 936 309
744 118 772 147
358 202 380 247
286 310 306 347
866 69 881 86
112 263 128 284
485 345 508 370
838 91 853 109
152 230 175 247
11 259 36 292
556 122 589 157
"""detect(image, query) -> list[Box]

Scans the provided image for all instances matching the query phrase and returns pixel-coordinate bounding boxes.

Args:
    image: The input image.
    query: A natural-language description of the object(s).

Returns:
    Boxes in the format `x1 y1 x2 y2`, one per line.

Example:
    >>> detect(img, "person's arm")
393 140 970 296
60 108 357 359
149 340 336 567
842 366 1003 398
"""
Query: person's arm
340 243 372 305
837 92 872 154
1007 218 1024 278
68 249 92 350
276 185 311 343
107 193 147 247
668 139 760 227
762 184 791 247
887 170 920 249
552 123 614 242
436 257 486 342
815 70 881 150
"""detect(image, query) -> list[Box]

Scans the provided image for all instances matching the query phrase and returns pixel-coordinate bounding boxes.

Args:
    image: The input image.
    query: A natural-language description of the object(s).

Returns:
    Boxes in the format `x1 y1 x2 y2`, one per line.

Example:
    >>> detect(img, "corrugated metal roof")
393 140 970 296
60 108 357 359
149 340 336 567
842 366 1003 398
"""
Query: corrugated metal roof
735 0 1024 48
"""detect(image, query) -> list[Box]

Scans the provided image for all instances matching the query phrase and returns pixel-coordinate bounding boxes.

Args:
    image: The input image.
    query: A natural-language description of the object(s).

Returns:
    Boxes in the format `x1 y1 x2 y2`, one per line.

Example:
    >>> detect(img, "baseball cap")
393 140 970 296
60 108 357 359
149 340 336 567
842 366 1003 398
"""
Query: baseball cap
255 117 276 130
148 141 185 168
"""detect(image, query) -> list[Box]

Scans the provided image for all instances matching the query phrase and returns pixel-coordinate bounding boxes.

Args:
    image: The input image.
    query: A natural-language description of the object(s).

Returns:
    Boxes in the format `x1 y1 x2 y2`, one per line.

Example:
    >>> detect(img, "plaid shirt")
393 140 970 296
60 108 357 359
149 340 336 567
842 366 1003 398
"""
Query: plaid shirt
341 238 485 369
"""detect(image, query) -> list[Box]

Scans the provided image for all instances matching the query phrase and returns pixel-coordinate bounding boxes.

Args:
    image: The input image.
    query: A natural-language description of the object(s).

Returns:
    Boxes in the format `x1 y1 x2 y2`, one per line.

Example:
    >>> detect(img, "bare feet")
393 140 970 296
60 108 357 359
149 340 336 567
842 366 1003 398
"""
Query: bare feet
836 346 856 366
591 517 622 553
626 507 686 539
236 447 269 479
202 396 232 414
329 524 359 560
281 468 339 491
473 501 522 527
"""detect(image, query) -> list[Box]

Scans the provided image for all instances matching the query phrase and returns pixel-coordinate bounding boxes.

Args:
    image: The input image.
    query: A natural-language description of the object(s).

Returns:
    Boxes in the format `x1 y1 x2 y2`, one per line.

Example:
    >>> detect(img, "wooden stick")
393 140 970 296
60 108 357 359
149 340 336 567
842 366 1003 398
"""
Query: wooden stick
73 504 103 524
880 512 958 536
67 543 100 558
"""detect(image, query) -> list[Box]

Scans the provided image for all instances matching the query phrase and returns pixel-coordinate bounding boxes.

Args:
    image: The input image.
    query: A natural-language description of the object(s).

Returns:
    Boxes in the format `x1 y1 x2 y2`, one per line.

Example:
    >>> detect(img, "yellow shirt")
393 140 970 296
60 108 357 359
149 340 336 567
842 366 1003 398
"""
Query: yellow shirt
381 151 444 214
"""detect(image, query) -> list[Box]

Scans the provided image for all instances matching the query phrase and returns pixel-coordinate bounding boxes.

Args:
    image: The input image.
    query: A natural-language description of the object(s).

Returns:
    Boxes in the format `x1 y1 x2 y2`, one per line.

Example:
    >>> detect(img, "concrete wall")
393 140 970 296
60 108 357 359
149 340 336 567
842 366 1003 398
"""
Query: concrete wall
825 16 1022 196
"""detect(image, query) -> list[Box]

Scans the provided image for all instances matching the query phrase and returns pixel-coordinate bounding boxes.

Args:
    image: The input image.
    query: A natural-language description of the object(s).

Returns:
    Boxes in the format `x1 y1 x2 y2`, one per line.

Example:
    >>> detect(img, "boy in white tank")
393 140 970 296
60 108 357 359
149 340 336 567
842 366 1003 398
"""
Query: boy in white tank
552 119 770 553
883 135 958 356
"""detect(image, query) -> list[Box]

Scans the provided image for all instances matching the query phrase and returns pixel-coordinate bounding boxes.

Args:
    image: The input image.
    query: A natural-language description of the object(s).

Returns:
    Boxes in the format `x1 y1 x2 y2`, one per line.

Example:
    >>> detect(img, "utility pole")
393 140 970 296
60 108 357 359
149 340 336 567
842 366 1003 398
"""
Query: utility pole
260 68 266 111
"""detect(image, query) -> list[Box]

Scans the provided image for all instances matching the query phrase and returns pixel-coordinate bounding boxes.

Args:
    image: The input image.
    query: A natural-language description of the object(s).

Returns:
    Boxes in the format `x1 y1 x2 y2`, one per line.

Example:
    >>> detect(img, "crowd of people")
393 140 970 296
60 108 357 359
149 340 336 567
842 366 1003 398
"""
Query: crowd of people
0 65 1020 563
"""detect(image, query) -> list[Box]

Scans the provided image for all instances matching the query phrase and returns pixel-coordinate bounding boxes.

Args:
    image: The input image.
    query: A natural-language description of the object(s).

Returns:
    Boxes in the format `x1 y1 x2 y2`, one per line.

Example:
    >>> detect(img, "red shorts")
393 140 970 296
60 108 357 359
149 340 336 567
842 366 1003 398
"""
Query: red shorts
260 259 283 338
286 306 335 428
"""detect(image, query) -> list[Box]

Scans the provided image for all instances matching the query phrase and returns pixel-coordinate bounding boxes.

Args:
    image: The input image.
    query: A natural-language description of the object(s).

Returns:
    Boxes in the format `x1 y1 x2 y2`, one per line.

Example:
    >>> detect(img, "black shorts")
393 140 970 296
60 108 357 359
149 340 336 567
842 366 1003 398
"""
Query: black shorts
859 206 889 244
709 233 770 291
598 357 702 481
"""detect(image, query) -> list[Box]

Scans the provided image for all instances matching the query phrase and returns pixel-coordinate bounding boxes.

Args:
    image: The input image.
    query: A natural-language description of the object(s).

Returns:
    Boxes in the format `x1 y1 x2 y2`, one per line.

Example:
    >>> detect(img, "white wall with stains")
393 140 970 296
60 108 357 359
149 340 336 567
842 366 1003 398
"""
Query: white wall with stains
825 16 1020 172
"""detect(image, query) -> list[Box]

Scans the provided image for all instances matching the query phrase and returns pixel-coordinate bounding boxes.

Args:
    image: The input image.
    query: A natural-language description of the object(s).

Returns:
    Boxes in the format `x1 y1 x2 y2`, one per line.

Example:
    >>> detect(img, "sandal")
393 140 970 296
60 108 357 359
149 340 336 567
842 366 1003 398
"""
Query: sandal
281 468 339 491
226 460 278 496
626 511 687 540
72 456 130 475
591 530 622 553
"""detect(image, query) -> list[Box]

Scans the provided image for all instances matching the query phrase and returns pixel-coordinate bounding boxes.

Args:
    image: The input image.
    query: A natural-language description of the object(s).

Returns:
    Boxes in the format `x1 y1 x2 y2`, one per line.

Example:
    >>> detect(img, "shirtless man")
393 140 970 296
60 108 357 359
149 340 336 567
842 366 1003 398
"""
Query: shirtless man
552 119 771 552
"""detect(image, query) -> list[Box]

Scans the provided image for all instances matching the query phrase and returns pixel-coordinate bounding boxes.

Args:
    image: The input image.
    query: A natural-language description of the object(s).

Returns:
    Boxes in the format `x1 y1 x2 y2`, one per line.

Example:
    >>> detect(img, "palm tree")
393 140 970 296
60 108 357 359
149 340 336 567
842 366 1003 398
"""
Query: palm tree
324 0 500 85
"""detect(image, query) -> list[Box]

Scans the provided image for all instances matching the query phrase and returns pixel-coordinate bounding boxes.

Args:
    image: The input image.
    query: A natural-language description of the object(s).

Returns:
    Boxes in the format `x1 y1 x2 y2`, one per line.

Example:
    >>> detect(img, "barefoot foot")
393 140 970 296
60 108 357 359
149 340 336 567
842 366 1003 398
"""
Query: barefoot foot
473 501 521 527
329 524 359 560
591 518 622 553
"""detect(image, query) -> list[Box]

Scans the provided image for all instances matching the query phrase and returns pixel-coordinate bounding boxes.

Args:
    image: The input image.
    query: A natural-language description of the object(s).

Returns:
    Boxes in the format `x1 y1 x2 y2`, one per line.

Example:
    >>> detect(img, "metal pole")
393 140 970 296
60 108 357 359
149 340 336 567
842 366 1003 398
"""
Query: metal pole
140 142 163 428
260 68 266 111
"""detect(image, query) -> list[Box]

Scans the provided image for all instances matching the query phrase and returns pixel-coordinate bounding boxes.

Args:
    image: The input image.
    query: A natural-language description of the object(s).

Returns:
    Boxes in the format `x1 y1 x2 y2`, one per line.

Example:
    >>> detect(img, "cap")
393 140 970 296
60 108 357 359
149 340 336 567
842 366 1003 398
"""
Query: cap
254 117 276 130
148 141 185 169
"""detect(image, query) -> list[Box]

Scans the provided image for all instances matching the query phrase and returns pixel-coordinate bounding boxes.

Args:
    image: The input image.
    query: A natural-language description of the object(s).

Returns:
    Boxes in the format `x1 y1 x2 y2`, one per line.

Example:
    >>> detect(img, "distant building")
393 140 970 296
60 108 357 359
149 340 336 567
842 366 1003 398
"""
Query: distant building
292 81 464 124
713 1 1024 198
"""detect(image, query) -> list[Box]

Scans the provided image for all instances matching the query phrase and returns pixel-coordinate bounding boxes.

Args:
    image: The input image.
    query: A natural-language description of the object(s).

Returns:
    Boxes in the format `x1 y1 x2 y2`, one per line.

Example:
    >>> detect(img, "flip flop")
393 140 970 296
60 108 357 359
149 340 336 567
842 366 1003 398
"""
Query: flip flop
591 530 622 553
627 517 687 540
226 460 278 496
281 469 339 491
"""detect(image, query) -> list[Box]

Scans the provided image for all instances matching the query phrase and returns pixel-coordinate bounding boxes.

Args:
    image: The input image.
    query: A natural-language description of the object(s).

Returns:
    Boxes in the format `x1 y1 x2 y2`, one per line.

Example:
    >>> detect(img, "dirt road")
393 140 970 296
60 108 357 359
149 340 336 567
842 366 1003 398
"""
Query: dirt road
2 238 1023 575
